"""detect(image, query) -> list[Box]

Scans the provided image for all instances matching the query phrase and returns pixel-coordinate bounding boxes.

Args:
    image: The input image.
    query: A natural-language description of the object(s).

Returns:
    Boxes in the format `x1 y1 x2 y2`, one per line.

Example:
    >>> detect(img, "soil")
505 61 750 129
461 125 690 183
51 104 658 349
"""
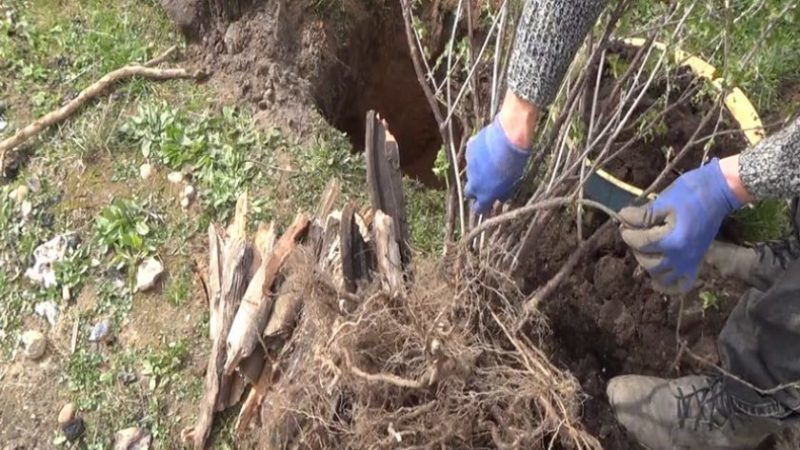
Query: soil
164 0 444 184
587 42 750 192
523 216 742 449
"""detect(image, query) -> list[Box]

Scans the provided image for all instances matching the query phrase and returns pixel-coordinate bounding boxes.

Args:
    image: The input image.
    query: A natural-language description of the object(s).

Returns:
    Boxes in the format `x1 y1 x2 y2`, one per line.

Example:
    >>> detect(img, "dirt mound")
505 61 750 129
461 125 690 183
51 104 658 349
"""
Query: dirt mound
162 0 443 183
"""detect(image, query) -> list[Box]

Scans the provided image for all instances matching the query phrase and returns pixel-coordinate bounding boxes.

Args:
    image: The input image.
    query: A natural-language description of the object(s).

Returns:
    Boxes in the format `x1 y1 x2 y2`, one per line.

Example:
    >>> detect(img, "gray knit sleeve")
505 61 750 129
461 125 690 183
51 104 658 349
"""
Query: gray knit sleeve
739 117 800 200
507 0 608 108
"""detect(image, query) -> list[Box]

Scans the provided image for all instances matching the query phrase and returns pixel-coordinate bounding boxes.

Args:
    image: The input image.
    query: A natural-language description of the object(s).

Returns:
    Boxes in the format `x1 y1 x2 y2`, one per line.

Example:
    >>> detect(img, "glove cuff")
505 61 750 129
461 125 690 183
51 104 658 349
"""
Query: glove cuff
706 158 744 213
487 116 532 171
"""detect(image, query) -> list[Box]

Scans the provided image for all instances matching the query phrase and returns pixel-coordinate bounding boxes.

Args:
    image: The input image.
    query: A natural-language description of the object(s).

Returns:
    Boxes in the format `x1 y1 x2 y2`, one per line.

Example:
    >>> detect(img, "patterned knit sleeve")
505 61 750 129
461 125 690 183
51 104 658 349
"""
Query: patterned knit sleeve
739 117 800 200
507 0 608 108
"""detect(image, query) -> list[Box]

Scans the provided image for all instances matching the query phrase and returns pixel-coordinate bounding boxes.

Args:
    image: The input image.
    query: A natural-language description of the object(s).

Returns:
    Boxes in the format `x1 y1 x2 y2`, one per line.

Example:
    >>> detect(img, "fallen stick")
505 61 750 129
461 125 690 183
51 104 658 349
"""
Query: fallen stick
0 47 201 173
183 193 252 450
223 213 310 375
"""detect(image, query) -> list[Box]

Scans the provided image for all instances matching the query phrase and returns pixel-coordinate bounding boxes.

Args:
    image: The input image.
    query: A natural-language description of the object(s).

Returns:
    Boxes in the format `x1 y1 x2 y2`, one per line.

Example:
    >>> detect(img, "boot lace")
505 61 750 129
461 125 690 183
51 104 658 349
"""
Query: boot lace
676 377 735 431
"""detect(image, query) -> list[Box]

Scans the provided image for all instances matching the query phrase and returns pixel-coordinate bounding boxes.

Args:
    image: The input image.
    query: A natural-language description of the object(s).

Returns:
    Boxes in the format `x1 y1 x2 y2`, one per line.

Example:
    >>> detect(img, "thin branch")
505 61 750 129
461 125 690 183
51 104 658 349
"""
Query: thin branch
0 63 200 175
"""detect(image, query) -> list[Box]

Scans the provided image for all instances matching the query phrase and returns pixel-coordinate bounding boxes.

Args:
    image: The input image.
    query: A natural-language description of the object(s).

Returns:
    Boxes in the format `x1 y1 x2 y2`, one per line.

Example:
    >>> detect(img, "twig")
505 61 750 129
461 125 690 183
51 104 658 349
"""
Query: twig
465 197 622 243
144 45 179 67
399 0 463 241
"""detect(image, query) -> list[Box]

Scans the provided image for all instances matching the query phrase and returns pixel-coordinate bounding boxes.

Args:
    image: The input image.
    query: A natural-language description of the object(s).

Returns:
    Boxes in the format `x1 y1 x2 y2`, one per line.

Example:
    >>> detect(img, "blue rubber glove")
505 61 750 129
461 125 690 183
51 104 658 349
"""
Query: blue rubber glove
619 158 743 294
464 117 531 214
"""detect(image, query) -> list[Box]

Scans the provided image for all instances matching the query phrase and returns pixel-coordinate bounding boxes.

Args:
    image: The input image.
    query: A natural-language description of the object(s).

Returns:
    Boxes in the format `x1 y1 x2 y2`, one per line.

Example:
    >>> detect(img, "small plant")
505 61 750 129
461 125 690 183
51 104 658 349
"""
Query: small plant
141 339 188 391
699 290 721 311
95 199 157 264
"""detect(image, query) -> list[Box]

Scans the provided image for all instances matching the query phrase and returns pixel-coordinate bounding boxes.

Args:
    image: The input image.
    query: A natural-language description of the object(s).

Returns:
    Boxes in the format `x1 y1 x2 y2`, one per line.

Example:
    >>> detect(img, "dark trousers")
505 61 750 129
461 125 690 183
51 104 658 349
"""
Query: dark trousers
719 199 800 416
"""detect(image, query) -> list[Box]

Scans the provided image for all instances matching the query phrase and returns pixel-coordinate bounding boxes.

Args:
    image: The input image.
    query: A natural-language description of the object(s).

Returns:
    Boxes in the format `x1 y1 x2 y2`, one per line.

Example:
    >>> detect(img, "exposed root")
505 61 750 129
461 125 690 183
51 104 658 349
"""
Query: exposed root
245 250 600 450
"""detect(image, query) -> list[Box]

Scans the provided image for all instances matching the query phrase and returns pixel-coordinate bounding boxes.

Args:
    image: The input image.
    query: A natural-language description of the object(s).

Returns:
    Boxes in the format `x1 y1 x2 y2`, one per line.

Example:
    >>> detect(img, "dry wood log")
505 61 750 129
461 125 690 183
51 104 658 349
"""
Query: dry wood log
223 214 310 375
374 210 405 297
235 359 274 435
207 224 224 340
222 223 276 375
0 48 201 172
264 289 303 338
217 194 253 411
315 179 341 220
183 193 252 450
226 372 247 409
309 179 341 261
239 345 266 385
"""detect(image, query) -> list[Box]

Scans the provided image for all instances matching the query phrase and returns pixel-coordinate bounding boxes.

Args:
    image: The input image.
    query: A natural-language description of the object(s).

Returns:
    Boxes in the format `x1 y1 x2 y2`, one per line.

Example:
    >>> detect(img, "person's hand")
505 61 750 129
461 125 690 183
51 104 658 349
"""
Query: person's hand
464 117 531 214
619 158 744 294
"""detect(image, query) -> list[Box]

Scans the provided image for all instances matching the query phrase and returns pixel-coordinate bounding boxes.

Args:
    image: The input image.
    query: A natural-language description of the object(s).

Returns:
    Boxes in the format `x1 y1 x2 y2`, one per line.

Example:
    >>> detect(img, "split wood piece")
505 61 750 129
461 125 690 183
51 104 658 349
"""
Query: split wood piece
183 193 252 450
235 359 274 435
264 290 303 338
217 193 252 411
365 111 410 266
309 179 341 261
340 203 358 293
0 48 201 173
223 223 276 375
315 179 341 220
318 212 342 271
207 224 224 339
374 210 404 297
226 373 247 409
223 214 310 375
239 345 266 385
247 223 274 281
339 206 375 293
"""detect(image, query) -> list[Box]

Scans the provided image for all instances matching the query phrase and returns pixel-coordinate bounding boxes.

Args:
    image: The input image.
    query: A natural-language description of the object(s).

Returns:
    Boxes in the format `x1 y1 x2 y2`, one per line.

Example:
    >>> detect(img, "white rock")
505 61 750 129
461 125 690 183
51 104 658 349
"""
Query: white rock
10 185 28 203
26 235 71 288
21 330 46 360
180 197 190 209
139 163 154 180
58 403 76 425
26 176 41 192
20 200 32 219
0 117 7 133
167 171 183 184
34 301 60 326
88 320 110 343
136 258 164 292
182 184 196 200
114 427 151 450
62 285 71 301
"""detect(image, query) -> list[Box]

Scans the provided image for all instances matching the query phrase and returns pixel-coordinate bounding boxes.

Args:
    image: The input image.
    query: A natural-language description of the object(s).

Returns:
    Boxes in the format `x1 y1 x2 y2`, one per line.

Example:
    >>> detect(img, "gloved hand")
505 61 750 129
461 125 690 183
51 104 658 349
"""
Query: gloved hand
464 117 531 214
619 158 743 294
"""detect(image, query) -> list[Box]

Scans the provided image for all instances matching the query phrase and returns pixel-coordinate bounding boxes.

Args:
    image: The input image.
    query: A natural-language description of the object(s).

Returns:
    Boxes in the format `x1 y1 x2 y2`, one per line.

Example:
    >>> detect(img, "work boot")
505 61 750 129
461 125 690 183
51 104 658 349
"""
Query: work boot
704 239 800 291
607 375 787 450
705 199 800 291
